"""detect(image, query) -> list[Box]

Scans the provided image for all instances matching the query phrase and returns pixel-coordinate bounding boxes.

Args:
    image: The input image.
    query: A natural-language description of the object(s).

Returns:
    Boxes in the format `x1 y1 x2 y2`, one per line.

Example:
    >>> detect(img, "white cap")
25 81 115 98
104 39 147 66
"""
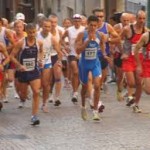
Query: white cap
37 13 45 18
73 14 81 19
15 13 25 20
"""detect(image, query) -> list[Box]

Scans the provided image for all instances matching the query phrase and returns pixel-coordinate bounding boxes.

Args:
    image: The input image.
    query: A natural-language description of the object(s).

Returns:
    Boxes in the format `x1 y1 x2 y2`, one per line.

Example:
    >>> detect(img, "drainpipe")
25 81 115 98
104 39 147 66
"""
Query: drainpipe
147 0 150 28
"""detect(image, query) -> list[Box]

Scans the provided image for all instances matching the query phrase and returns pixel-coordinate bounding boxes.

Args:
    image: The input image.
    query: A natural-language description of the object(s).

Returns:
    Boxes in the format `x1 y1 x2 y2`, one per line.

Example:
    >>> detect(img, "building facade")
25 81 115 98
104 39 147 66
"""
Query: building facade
0 0 42 23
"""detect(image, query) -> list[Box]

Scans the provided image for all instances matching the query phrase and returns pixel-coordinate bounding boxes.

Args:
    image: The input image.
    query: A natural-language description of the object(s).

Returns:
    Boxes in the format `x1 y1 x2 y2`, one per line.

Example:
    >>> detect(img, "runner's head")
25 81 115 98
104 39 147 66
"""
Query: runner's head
136 10 146 26
14 20 25 34
87 15 99 32
25 23 36 39
120 13 130 26
92 8 105 23
42 18 51 33
48 13 58 29
72 14 82 29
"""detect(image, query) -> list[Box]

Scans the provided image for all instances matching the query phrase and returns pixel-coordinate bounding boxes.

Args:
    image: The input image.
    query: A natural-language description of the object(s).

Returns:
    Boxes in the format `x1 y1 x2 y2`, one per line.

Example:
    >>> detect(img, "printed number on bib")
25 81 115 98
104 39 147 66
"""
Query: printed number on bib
85 48 97 60
23 58 35 71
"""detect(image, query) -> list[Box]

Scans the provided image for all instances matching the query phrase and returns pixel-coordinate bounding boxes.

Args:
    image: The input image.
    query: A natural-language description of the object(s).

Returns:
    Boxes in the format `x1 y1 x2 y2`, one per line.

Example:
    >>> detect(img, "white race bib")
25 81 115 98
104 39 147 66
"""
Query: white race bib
23 58 35 71
85 47 97 60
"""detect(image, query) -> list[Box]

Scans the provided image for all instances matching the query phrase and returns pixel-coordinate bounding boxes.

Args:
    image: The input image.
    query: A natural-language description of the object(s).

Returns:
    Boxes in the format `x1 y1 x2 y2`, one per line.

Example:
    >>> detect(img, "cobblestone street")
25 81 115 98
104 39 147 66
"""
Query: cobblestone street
0 84 150 150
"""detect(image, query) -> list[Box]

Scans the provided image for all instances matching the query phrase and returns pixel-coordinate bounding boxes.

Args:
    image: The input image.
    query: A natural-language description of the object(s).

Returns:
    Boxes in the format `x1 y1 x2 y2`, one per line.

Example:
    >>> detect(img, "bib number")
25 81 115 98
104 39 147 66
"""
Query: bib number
23 58 35 71
85 48 97 60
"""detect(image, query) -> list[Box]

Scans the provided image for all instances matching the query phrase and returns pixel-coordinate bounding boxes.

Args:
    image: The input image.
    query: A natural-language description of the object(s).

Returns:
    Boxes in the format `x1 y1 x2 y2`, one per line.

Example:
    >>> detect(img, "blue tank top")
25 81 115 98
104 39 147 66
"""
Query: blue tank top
18 38 39 72
97 22 110 57
80 30 100 68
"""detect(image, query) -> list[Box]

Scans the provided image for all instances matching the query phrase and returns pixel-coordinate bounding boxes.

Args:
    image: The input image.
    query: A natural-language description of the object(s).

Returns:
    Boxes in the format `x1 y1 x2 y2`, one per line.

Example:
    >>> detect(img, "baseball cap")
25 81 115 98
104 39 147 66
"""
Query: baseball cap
37 13 45 18
73 14 82 19
15 13 25 20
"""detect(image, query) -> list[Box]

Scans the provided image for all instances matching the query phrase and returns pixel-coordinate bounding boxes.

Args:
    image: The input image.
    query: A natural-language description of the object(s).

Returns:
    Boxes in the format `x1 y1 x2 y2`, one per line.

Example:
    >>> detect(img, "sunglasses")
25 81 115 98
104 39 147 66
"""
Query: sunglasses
96 16 104 18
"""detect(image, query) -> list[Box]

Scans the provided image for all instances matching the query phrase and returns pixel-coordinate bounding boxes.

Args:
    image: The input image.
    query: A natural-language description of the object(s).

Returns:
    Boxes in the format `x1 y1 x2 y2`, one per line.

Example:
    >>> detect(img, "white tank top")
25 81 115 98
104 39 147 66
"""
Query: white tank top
0 27 6 46
37 31 52 64
67 26 85 56
51 27 61 56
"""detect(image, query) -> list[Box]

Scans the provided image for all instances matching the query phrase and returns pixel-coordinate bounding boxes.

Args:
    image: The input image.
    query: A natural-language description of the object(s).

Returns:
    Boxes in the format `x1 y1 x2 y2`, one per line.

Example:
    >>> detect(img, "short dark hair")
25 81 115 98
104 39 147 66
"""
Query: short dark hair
87 15 99 23
92 8 104 15
25 23 36 31
0 18 3 24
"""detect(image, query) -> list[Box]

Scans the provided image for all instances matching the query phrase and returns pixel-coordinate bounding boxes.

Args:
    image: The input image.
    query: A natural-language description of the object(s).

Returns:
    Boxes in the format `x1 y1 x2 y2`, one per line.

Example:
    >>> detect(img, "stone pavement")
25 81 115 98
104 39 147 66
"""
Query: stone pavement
0 84 150 150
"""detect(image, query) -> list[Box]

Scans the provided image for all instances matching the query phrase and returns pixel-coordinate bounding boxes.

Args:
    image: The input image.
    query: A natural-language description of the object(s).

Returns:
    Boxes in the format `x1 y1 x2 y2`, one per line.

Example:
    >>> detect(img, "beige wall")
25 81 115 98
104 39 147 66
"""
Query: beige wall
116 0 125 12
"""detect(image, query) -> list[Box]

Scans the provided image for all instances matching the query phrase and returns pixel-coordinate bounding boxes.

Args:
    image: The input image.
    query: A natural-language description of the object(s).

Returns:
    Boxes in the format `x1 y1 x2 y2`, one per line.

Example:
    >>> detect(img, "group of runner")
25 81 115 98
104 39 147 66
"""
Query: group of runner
0 8 150 125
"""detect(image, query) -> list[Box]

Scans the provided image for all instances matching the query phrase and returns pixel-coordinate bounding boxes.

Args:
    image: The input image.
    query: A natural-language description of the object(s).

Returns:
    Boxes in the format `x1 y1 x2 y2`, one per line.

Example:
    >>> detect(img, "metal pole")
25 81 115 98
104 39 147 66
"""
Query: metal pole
147 0 150 28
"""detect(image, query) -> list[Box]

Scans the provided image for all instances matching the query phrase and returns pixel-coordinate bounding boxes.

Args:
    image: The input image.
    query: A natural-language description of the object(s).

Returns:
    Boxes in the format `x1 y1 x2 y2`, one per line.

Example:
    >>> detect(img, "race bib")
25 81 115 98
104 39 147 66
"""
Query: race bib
44 50 50 60
23 58 35 71
85 47 97 60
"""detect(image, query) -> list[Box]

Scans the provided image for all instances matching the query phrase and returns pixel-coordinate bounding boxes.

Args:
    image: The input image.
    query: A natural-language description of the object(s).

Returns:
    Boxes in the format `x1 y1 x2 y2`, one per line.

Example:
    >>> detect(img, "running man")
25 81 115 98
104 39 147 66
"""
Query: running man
134 31 150 95
0 42 10 110
121 10 147 112
76 15 105 121
10 23 44 125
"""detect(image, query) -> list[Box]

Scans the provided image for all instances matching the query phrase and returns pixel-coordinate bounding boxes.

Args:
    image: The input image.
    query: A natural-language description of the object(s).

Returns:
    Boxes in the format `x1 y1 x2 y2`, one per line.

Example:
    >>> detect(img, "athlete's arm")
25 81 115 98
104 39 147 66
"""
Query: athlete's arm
134 32 148 66
0 43 9 71
75 32 90 55
37 40 44 68
52 37 63 60
10 40 26 71
99 32 106 55
61 30 69 50
5 29 15 52
107 24 121 44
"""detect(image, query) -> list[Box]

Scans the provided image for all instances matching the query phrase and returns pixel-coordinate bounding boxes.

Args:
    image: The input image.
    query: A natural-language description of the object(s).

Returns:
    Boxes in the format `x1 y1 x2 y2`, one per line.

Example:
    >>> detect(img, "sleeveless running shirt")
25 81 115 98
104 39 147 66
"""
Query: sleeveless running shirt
18 38 39 71
37 31 52 65
67 25 85 56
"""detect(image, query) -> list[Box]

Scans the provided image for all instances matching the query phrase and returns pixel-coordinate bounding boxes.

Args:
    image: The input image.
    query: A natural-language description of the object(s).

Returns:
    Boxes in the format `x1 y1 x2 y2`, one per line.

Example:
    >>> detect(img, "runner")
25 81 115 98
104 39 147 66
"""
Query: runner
121 10 147 112
76 15 105 121
10 23 44 125
113 13 130 101
0 42 9 110
134 31 150 95
62 14 85 103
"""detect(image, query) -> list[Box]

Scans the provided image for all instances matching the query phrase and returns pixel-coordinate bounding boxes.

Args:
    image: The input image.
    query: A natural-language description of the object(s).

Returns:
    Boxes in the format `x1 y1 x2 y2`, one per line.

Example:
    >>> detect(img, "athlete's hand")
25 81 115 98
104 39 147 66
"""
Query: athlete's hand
136 65 142 75
56 60 62 68
38 61 44 69
104 55 112 64
0 64 4 72
18 65 26 72
121 53 129 60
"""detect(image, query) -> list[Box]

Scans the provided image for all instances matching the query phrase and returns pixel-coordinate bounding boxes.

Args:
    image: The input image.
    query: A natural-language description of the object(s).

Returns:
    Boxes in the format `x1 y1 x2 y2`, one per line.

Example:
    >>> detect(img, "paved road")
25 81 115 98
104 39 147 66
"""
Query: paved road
0 83 150 150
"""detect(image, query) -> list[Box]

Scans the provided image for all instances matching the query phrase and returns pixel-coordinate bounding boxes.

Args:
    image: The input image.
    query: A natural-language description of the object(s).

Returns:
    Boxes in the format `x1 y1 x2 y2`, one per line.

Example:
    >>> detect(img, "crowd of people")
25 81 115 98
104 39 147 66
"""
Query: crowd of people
0 8 150 126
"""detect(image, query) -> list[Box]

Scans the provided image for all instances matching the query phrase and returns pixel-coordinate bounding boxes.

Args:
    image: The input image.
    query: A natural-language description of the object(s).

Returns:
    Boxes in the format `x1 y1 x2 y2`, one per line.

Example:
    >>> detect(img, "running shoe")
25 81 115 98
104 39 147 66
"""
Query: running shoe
41 105 49 113
31 116 40 126
126 97 135 107
92 110 100 121
49 94 54 103
117 90 124 101
18 101 25 108
14 93 20 99
0 102 3 111
97 101 105 113
133 105 142 113
3 98 8 103
81 107 88 120
71 94 78 103
54 100 61 106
